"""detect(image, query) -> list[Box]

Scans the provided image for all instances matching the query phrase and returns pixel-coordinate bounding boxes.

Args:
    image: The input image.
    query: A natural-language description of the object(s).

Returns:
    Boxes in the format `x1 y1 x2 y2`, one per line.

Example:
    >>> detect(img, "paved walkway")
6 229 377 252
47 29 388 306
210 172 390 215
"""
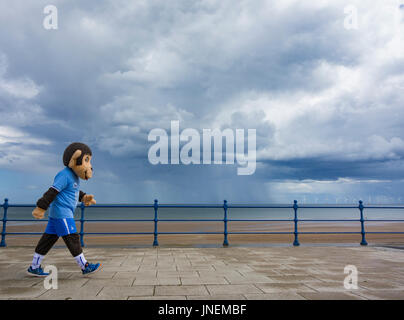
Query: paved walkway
1 246 404 300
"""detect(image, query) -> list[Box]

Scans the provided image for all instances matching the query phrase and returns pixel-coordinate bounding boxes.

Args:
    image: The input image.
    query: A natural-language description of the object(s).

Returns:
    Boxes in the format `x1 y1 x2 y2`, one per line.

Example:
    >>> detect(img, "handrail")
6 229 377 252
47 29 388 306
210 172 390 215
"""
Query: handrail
1 198 403 247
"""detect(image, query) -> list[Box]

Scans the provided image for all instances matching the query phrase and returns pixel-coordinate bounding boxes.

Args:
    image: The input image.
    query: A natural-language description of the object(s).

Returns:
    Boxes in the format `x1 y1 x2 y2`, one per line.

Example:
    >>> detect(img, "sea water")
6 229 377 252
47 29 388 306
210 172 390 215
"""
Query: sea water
3 204 404 226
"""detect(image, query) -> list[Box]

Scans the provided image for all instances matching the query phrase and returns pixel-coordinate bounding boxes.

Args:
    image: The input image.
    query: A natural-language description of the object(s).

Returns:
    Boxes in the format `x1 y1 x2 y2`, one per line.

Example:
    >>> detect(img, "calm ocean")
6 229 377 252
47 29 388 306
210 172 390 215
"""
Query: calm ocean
3 204 404 225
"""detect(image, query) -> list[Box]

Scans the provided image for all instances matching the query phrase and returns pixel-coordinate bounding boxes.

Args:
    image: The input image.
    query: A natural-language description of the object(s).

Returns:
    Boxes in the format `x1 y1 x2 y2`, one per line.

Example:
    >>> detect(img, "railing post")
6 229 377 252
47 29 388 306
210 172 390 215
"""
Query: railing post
153 199 159 247
0 198 8 247
223 200 229 247
293 200 300 246
359 200 368 246
80 202 85 248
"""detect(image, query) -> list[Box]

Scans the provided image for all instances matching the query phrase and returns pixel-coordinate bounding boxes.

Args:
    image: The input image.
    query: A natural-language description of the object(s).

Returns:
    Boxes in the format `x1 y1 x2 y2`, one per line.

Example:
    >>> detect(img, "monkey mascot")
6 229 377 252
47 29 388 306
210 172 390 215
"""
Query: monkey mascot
27 142 101 276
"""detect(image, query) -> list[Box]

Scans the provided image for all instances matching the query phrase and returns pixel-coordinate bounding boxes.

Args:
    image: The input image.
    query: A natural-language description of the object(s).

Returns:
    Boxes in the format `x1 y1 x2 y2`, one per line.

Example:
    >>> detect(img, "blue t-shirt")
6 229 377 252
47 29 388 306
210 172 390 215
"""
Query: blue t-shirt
48 167 80 219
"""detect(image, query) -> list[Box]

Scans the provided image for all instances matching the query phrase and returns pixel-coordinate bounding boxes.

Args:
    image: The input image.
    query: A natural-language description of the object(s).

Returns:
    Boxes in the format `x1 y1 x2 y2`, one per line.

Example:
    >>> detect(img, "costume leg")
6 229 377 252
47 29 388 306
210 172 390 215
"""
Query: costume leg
35 233 59 255
62 233 87 269
30 233 59 269
62 233 82 257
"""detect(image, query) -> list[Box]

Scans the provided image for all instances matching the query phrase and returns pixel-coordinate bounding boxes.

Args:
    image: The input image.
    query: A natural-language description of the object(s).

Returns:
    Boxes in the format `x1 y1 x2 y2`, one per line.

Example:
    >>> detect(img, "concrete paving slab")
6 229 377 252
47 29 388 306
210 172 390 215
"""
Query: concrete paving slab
224 275 274 284
0 279 43 287
244 293 306 300
112 271 137 280
255 283 318 293
298 292 367 300
157 271 199 277
266 275 324 283
133 277 181 285
0 287 48 299
354 290 404 300
36 285 103 300
155 285 210 296
358 280 404 290
180 277 229 285
97 286 154 299
32 278 89 289
82 278 134 287
1 246 403 300
206 284 263 295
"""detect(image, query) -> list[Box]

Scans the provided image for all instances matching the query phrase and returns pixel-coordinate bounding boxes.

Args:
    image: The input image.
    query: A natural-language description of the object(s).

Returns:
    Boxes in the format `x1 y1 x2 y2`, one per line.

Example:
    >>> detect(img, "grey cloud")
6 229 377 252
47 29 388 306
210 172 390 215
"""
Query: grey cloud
0 0 403 203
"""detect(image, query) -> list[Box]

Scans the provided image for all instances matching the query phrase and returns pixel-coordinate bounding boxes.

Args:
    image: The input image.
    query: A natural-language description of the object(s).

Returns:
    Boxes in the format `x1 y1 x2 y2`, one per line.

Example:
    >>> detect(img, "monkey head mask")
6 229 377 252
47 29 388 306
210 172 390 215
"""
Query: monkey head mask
63 142 93 180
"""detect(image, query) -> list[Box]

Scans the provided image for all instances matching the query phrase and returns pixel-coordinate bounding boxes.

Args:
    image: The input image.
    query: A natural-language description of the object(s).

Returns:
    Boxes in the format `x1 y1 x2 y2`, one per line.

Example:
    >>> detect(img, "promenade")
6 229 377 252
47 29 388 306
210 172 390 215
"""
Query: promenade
1 245 404 300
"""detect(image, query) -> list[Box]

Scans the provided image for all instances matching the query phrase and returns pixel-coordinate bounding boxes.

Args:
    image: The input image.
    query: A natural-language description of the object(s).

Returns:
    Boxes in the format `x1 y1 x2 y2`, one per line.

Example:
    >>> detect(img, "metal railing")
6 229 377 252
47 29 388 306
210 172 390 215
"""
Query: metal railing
1 198 404 247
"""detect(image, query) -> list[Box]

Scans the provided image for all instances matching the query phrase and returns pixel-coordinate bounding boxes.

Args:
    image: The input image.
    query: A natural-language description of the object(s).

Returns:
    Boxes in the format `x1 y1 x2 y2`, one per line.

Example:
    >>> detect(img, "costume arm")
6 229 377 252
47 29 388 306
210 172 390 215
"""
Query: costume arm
79 190 86 202
36 187 59 210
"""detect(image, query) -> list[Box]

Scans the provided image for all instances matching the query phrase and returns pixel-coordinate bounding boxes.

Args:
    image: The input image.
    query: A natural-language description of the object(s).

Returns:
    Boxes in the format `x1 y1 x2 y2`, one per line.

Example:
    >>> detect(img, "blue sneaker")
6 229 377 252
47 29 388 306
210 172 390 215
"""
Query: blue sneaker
27 265 49 277
82 262 101 275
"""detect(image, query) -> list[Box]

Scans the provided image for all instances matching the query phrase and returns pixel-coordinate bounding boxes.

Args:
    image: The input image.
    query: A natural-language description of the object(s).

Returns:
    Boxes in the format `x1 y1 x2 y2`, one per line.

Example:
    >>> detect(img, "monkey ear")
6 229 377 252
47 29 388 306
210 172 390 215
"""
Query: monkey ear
68 150 82 168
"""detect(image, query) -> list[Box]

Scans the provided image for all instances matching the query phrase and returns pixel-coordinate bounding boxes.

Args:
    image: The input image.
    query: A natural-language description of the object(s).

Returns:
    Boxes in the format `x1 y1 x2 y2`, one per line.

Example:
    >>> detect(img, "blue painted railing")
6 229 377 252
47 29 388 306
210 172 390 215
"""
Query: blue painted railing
1 198 404 247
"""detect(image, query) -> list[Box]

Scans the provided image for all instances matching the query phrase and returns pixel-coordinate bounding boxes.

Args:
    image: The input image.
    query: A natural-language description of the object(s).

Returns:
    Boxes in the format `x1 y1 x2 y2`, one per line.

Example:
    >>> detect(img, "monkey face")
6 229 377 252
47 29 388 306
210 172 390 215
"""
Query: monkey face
68 150 93 180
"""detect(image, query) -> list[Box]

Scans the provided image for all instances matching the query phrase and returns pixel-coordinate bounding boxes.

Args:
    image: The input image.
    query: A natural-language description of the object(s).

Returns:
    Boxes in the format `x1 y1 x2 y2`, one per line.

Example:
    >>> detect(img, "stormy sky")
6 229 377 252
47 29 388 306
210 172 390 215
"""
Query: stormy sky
0 0 404 204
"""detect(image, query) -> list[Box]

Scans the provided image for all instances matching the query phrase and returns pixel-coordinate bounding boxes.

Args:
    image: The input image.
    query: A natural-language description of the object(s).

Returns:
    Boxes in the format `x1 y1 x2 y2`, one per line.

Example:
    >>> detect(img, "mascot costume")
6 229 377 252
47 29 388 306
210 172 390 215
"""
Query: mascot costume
27 142 101 276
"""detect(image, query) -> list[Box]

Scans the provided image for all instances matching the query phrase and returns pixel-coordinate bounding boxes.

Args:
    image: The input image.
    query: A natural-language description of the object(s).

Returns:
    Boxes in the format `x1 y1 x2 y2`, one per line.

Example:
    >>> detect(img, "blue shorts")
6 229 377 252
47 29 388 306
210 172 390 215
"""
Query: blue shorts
45 217 77 237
